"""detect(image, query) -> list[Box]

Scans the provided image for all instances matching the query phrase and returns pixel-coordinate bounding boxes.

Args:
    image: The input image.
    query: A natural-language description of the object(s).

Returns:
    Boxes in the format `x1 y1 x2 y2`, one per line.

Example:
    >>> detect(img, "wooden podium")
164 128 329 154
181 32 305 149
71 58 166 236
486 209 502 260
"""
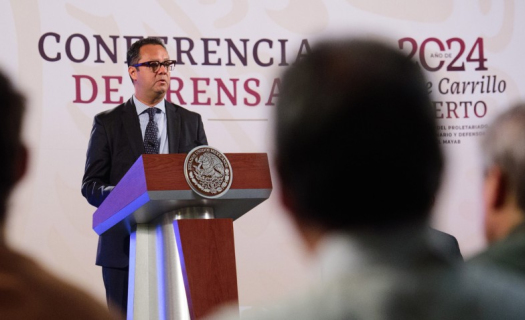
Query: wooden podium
92 153 272 320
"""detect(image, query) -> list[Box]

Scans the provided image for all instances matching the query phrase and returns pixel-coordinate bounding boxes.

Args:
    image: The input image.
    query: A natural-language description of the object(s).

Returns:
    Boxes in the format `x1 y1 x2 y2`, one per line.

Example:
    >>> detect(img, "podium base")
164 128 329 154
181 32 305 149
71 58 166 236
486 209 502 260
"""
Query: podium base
127 208 239 320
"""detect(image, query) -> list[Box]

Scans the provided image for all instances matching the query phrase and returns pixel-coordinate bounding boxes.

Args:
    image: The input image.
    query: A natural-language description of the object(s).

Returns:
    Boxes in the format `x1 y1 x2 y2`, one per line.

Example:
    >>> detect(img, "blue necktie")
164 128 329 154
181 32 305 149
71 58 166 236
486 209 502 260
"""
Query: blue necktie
144 107 160 154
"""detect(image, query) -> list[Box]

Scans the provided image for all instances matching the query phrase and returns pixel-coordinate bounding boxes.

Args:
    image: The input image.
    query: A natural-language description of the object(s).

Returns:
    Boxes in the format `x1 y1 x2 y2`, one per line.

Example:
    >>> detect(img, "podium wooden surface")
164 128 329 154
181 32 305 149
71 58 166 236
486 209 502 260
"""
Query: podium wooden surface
94 153 272 235
92 153 272 320
175 219 238 319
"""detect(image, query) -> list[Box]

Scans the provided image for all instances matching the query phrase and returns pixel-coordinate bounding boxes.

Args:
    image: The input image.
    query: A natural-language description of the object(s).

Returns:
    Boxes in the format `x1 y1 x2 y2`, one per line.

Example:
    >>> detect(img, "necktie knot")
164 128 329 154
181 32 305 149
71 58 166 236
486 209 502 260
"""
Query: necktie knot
147 107 158 120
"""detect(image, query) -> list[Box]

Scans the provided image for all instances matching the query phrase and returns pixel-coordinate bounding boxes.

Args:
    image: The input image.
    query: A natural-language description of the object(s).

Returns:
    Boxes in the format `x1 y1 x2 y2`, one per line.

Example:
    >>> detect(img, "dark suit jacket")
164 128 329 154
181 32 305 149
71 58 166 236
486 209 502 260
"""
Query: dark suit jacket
429 228 463 262
81 98 207 267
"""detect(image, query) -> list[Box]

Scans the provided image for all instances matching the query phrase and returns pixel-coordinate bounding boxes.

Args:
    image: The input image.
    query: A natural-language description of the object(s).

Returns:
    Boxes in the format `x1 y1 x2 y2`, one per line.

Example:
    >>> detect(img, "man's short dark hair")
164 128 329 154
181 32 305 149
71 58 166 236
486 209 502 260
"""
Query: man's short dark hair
275 38 443 230
126 37 167 66
0 70 25 220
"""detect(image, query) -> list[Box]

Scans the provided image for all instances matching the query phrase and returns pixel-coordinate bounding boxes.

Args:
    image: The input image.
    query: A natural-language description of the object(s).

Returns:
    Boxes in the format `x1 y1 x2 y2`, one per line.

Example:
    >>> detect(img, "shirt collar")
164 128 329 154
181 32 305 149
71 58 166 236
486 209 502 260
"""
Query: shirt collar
133 95 166 115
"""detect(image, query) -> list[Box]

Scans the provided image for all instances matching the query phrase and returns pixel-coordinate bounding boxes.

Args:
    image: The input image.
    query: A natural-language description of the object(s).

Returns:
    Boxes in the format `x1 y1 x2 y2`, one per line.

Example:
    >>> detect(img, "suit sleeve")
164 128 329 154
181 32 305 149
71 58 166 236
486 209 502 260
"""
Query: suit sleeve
197 113 208 146
81 116 114 208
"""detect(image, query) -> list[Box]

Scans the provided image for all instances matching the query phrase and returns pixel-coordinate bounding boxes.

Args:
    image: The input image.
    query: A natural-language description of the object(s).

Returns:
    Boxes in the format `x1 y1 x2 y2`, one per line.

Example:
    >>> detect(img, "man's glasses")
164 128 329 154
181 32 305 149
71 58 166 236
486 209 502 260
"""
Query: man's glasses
131 60 176 72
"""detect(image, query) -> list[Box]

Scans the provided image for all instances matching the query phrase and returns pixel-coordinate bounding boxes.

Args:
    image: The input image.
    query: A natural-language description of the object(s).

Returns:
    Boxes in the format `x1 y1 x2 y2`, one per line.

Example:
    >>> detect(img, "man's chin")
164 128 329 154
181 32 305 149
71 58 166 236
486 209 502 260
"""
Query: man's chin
154 86 168 96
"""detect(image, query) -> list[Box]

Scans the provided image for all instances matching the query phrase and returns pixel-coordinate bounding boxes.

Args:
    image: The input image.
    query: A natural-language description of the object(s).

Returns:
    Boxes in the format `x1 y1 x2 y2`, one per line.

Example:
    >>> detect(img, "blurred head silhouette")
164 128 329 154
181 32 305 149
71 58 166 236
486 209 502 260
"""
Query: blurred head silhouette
274 38 442 247
0 70 27 230
481 103 525 243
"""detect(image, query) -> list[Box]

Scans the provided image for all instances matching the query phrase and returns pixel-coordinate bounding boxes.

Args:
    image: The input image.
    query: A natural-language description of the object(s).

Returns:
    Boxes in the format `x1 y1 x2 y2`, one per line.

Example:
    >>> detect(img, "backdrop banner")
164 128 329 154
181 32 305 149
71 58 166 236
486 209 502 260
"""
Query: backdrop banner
1 0 524 308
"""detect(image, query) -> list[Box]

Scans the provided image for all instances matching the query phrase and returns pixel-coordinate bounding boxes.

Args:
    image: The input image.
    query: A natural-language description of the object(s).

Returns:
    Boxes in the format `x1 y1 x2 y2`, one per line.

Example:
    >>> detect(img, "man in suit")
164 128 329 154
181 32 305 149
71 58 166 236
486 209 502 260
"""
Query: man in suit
82 37 207 316
0 70 120 319
468 103 525 276
207 38 525 320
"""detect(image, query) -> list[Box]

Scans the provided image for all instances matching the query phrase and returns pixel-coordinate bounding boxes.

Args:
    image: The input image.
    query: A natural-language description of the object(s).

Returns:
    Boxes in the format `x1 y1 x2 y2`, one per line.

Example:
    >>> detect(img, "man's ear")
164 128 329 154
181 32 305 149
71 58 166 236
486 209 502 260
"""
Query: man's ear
14 144 28 184
128 66 137 82
275 157 297 214
277 175 326 253
484 165 507 211
279 184 297 214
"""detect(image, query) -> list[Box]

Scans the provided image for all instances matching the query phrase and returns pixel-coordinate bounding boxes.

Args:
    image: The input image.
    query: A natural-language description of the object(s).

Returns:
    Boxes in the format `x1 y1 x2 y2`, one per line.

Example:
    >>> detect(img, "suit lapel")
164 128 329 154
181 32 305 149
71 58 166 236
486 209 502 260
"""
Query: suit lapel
166 101 181 153
122 98 144 158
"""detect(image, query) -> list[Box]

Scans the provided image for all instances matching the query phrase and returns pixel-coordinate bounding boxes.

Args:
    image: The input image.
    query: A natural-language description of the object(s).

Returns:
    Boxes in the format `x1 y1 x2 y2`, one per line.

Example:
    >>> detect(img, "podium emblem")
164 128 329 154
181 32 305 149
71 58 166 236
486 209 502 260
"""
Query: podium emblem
184 146 233 198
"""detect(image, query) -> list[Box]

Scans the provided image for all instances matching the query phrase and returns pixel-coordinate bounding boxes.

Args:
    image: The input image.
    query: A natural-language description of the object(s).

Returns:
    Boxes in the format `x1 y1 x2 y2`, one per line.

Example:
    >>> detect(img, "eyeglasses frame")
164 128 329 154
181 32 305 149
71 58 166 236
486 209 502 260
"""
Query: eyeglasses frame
131 60 177 73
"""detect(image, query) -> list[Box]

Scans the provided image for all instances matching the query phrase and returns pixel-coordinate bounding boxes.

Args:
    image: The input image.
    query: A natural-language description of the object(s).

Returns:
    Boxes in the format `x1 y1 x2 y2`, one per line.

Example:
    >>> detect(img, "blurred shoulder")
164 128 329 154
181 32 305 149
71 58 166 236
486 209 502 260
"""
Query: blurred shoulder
0 247 121 320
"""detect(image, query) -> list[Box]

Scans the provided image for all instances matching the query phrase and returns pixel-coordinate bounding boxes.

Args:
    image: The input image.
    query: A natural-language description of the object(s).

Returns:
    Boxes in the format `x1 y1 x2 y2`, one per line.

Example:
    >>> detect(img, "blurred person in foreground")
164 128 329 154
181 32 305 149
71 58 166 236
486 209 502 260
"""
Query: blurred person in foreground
207 38 525 320
469 103 525 276
0 71 121 319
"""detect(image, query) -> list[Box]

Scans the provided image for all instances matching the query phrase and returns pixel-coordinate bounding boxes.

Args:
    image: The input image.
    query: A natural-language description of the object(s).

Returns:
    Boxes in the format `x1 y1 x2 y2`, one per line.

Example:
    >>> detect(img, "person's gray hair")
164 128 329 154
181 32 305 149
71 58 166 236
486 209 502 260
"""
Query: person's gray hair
482 103 525 211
